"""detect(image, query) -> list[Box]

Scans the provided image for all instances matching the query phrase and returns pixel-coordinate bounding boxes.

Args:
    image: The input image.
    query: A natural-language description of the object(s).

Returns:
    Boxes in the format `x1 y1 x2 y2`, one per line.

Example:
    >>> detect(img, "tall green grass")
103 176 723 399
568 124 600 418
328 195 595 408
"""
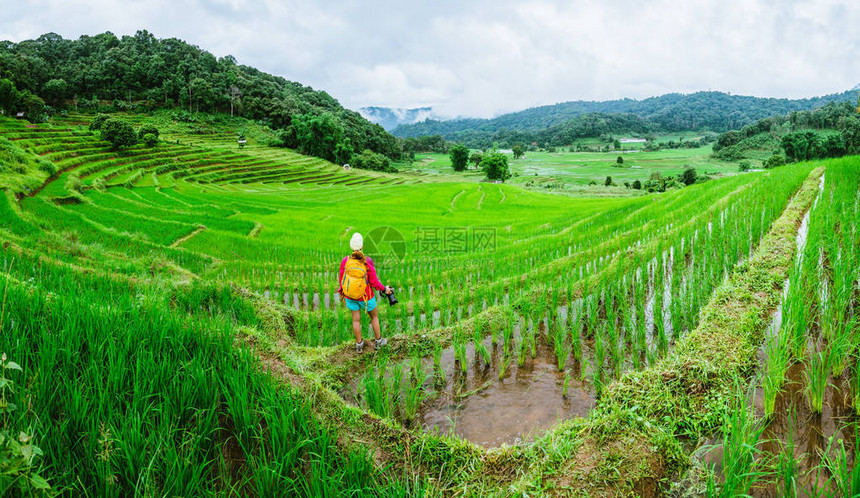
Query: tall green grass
706 382 766 497
761 330 790 418
821 429 860 498
0 266 412 495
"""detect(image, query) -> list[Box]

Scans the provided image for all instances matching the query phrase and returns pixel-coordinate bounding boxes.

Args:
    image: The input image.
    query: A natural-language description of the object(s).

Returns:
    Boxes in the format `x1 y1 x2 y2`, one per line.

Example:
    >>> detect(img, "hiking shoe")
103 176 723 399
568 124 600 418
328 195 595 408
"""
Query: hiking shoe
374 338 387 348
355 341 365 353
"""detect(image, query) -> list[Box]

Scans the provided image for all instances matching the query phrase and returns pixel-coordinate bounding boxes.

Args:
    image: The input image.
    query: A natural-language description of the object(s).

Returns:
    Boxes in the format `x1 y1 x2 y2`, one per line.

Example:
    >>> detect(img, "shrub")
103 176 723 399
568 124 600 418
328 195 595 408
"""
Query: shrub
680 167 697 186
351 149 396 173
100 119 137 149
644 171 667 192
738 160 751 172
142 133 158 148
77 97 99 111
764 153 786 169
65 174 82 193
632 179 642 190
37 159 57 177
88 113 110 131
0 137 31 173
138 124 159 140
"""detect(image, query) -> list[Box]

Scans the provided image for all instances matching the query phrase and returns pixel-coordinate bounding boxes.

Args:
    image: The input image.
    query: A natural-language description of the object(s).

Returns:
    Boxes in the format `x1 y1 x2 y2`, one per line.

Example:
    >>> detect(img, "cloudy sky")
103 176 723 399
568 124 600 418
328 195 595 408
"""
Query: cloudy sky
3 0 858 118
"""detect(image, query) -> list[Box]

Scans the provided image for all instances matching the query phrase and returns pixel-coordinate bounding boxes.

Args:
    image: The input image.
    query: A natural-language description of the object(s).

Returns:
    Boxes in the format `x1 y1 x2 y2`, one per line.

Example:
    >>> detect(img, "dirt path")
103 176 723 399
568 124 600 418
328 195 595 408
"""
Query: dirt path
450 189 465 211
171 226 207 248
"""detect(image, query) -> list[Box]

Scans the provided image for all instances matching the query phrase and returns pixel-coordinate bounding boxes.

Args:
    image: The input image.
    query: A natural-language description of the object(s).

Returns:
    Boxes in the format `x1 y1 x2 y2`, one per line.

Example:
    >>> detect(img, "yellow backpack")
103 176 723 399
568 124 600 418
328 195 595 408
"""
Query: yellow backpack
341 258 368 300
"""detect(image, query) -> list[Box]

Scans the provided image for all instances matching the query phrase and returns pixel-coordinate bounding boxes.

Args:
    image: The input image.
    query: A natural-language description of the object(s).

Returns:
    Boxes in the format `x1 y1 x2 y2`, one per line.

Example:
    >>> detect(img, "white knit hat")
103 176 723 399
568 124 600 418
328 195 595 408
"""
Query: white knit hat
350 232 363 251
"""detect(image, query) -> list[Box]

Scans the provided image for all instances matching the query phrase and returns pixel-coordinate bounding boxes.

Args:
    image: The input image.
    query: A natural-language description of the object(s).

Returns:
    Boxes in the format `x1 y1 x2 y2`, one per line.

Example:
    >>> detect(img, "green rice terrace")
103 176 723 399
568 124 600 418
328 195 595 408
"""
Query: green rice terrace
0 112 858 496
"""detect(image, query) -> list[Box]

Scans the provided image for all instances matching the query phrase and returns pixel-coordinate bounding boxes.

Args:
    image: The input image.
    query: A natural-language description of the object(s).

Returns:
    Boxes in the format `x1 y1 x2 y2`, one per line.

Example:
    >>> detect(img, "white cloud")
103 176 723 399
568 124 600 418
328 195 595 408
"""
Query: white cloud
1 0 858 118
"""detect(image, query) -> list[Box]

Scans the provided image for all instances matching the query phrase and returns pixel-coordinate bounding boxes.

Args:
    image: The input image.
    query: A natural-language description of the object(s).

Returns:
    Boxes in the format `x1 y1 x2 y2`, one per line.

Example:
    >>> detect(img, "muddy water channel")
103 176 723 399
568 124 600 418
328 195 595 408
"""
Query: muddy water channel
752 368 856 497
415 333 594 448
341 326 597 448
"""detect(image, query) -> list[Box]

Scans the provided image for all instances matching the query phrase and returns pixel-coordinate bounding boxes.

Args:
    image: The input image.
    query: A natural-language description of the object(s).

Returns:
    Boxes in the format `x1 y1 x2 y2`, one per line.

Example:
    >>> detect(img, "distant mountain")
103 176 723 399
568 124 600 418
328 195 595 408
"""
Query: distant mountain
392 90 860 139
358 106 436 131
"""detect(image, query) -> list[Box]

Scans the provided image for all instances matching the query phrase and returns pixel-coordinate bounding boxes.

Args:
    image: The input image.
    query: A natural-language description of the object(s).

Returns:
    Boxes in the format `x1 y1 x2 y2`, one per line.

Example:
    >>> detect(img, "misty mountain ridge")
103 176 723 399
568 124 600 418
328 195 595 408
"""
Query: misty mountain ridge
358 106 439 131
390 89 860 139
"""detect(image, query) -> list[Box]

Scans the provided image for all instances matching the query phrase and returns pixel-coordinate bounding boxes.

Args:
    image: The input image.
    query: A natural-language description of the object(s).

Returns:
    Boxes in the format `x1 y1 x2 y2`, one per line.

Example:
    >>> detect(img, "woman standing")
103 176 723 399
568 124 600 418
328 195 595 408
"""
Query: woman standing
338 232 393 352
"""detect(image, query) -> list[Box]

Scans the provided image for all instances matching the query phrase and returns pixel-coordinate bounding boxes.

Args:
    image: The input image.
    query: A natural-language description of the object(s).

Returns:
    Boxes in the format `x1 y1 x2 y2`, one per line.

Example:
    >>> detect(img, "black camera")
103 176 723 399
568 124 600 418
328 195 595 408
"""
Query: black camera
382 288 398 306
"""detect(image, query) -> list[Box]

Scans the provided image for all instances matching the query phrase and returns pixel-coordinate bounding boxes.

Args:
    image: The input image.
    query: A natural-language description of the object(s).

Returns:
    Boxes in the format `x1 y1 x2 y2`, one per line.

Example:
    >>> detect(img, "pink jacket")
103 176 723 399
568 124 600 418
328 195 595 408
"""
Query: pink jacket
338 256 386 301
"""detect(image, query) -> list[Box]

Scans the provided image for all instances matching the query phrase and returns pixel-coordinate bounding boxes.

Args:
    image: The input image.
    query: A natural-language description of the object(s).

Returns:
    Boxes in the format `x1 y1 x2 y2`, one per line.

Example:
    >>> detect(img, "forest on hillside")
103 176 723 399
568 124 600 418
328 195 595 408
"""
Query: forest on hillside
713 100 860 164
394 90 859 149
0 31 401 164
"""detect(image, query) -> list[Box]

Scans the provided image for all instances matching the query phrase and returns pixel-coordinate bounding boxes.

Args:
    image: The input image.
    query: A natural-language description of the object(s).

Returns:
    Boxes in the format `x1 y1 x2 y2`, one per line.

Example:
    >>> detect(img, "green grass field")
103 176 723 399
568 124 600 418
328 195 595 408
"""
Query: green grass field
0 112 857 496
404 145 738 192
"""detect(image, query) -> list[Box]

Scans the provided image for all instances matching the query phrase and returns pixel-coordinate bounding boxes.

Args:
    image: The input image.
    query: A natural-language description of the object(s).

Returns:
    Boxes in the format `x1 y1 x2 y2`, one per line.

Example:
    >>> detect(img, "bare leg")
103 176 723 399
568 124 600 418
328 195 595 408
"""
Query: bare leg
369 307 382 340
351 310 363 343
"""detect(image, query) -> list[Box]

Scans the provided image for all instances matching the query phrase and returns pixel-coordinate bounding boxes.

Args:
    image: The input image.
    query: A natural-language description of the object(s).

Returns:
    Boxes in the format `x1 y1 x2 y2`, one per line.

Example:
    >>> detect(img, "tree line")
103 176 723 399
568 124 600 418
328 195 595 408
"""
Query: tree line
393 90 859 143
712 99 860 162
0 31 402 170
398 112 656 150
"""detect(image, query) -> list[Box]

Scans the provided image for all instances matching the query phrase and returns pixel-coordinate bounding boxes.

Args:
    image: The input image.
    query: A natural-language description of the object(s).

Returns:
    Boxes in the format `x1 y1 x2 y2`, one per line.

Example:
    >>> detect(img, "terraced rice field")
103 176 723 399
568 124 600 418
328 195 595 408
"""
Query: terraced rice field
0 113 857 496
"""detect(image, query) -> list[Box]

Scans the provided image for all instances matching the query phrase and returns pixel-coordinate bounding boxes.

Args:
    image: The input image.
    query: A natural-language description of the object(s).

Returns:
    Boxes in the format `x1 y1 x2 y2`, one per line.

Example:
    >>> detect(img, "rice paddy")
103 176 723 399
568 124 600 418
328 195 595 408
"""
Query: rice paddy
0 113 857 496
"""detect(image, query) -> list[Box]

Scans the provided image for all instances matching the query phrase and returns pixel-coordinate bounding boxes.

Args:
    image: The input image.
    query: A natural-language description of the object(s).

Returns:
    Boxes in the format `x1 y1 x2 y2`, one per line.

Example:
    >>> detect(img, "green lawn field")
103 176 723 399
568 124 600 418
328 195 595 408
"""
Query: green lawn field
401 145 738 192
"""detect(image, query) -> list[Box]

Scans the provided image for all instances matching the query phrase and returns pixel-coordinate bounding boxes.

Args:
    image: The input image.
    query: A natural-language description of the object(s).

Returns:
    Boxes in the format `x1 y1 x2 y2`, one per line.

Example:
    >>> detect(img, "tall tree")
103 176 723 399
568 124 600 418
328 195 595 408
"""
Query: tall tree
480 152 512 182
293 113 343 162
469 151 483 169
41 78 67 108
449 143 469 172
334 138 354 165
0 78 16 115
512 144 524 159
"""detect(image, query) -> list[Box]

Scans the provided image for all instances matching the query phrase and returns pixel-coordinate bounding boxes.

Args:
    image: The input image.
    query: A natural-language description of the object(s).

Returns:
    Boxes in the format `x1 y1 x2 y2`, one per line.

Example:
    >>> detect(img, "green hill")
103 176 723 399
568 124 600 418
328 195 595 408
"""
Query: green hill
393 90 859 147
0 31 400 163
